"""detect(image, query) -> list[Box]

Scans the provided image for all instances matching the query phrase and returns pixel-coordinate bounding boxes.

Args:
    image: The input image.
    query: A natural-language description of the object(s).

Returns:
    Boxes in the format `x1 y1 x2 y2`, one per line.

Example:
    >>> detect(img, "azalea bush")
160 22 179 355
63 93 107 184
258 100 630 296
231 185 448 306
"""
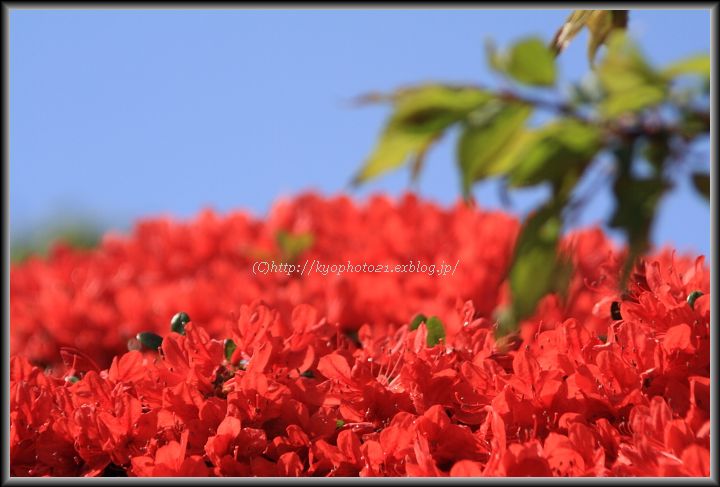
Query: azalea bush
10 9 711 479
10 194 710 477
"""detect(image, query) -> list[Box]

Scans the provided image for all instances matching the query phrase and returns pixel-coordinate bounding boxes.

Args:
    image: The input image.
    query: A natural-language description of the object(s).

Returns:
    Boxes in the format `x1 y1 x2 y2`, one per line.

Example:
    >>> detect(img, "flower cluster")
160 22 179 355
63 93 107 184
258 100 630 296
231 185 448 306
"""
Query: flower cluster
10 193 710 477
11 193 518 369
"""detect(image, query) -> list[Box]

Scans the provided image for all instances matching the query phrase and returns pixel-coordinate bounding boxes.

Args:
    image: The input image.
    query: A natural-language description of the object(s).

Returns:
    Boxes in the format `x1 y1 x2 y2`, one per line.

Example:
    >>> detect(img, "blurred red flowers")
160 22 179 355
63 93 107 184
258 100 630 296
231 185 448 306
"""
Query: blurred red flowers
10 193 710 477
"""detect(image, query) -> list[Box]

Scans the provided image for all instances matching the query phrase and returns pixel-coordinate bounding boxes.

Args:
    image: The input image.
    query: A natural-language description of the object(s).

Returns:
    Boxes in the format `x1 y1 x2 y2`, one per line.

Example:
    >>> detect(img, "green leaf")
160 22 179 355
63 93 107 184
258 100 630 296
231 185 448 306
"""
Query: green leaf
224 338 237 363
551 10 628 63
335 419 345 429
506 38 557 87
354 132 426 183
692 172 710 202
353 86 493 184
663 54 710 79
508 204 564 324
600 85 667 119
686 290 703 310
137 332 163 351
503 170 580 335
551 10 594 55
170 311 190 335
425 316 446 347
276 230 314 261
597 33 668 118
457 101 533 195
392 86 494 132
586 10 628 65
508 120 602 188
510 243 559 323
409 313 427 331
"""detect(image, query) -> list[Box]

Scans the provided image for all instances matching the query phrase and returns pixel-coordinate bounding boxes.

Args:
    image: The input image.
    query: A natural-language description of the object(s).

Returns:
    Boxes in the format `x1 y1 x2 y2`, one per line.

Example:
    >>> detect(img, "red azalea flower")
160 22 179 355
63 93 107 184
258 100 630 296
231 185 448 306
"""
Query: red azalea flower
131 431 208 476
9 194 711 477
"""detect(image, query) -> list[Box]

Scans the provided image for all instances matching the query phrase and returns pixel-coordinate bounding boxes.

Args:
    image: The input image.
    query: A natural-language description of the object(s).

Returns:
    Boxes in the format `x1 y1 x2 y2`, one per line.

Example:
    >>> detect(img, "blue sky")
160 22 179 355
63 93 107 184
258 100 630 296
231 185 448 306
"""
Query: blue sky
9 9 711 256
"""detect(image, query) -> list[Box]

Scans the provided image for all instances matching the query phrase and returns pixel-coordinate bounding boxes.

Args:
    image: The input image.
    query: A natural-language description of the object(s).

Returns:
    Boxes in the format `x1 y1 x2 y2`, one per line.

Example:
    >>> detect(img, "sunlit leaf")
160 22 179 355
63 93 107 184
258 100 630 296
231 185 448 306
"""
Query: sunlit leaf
508 120 602 187
391 86 494 131
224 339 237 363
551 10 628 63
353 132 426 183
353 85 492 184
692 172 710 201
585 10 628 65
600 85 667 118
551 10 594 55
457 101 533 195
663 54 710 79
506 38 557 86
425 316 446 347
597 32 668 118
597 39 660 93
276 230 314 261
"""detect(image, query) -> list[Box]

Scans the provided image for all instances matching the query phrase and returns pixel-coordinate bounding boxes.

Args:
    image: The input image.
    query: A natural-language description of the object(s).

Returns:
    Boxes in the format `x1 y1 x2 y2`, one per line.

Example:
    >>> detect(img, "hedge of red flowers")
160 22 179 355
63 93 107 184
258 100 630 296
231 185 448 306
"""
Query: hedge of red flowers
10 193 710 477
